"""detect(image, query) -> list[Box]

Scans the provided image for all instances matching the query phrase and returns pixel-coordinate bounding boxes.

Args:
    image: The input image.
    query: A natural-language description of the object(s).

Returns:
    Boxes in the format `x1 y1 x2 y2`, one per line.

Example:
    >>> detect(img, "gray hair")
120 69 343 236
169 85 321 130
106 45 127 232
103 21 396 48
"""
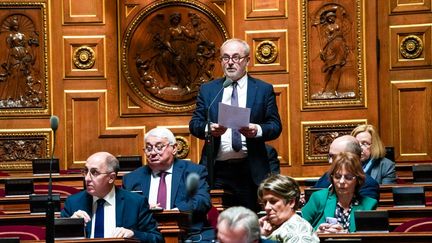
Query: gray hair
144 127 177 145
220 38 250 56
105 153 120 173
345 141 362 157
258 174 301 210
217 206 260 242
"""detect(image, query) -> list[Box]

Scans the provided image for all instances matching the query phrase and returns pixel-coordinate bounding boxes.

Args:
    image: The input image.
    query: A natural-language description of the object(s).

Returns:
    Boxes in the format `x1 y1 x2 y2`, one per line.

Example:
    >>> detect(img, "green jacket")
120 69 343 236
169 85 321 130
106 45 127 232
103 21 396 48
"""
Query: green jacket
301 188 378 232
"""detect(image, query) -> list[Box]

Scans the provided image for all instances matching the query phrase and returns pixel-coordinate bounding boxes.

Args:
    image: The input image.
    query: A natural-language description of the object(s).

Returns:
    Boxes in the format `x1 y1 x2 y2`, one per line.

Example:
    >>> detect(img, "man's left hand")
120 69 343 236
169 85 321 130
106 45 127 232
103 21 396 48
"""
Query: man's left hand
112 227 134 238
239 124 258 138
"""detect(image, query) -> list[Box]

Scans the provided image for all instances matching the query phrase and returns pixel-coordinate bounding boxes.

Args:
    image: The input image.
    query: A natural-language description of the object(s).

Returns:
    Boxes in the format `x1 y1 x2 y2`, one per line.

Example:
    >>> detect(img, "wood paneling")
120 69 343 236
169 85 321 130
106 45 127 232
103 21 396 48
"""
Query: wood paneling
63 0 104 24
245 0 287 19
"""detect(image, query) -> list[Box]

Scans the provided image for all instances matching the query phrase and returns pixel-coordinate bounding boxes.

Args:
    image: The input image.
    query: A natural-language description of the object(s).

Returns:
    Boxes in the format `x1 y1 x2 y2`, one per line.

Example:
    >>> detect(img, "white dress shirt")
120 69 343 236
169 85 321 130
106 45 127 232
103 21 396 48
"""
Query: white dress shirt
91 186 116 238
148 165 173 209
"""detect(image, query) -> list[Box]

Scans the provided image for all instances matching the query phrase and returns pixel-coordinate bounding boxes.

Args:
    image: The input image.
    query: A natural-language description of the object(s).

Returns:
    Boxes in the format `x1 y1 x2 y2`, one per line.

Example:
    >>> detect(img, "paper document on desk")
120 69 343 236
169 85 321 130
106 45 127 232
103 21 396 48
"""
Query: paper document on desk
218 102 250 129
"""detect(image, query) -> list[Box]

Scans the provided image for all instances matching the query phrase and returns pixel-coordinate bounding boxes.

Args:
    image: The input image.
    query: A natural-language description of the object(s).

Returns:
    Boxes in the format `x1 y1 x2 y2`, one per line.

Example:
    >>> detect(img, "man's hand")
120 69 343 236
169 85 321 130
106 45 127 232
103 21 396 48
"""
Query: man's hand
71 210 91 224
239 124 258 138
113 227 134 238
210 123 227 137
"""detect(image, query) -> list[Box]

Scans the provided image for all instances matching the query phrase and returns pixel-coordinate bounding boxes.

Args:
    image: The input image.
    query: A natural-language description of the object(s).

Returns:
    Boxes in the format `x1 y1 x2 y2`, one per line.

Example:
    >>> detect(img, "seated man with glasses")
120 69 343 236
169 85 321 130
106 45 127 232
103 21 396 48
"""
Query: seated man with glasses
313 135 380 200
122 127 215 242
302 152 378 233
60 152 163 242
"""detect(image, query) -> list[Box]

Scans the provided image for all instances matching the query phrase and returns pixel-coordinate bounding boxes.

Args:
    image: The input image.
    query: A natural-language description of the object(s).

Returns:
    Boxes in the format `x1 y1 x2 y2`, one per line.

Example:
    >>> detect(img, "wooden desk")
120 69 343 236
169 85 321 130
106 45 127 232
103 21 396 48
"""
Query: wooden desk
0 210 188 243
22 238 139 243
319 232 432 243
377 206 432 229
0 195 67 214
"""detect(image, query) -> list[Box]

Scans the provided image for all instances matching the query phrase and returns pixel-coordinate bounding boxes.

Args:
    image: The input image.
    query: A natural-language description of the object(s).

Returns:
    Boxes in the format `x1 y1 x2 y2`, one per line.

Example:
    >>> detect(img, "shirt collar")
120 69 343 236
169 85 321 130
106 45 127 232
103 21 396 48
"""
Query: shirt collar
93 185 116 206
233 73 247 89
151 164 174 177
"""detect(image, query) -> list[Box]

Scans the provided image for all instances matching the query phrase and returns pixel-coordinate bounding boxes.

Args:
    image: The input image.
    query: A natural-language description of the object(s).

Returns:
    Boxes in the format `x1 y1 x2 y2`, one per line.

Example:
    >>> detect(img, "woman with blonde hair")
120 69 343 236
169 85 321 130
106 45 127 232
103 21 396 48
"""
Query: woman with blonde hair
351 124 396 184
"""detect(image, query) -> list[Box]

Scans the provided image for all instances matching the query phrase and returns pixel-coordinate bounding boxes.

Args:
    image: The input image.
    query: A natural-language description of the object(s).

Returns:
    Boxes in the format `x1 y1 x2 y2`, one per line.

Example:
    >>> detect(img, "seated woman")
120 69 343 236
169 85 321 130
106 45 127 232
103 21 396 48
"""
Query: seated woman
351 124 396 184
302 152 377 233
258 174 319 242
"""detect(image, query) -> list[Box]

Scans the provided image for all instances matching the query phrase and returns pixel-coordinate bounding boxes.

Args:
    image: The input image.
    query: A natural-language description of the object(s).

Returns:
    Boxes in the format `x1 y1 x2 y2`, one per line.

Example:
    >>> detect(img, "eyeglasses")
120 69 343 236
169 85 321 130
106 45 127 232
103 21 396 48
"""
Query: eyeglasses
144 143 170 154
360 142 371 148
332 173 356 181
327 153 335 161
220 55 247 63
81 168 113 177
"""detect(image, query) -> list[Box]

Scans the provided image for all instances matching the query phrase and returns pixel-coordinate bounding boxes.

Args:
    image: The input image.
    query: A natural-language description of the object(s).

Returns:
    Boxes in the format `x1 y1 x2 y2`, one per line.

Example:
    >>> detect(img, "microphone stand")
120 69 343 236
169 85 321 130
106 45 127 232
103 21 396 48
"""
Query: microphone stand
46 117 58 243
205 110 214 189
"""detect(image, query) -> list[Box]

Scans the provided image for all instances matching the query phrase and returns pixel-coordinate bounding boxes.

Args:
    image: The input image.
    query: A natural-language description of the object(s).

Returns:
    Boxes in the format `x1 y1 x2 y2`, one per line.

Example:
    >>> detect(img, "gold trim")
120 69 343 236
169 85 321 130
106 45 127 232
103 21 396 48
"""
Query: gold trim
175 136 189 159
255 40 278 64
400 35 423 59
73 46 96 69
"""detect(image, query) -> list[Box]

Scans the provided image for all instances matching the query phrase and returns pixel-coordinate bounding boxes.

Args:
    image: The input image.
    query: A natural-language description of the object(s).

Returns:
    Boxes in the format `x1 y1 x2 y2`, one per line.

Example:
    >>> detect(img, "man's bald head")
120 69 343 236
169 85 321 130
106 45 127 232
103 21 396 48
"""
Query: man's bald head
328 135 361 163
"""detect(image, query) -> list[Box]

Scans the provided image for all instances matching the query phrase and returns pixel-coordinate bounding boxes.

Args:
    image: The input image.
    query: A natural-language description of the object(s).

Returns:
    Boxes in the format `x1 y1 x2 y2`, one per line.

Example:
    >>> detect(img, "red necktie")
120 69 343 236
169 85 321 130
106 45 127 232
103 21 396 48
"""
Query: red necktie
157 171 167 209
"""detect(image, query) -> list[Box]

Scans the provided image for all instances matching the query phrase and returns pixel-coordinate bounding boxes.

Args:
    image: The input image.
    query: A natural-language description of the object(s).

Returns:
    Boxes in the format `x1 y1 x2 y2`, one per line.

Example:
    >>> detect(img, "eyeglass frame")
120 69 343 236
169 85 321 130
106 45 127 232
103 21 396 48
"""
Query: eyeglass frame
144 142 171 154
81 168 114 178
220 54 248 63
359 142 371 148
331 173 356 181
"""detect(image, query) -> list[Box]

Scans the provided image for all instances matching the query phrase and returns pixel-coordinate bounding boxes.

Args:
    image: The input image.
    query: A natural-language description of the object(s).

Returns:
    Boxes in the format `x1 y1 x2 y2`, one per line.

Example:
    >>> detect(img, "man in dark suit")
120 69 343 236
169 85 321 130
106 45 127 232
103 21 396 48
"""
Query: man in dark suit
189 38 282 211
122 127 214 242
60 152 163 242
313 135 380 200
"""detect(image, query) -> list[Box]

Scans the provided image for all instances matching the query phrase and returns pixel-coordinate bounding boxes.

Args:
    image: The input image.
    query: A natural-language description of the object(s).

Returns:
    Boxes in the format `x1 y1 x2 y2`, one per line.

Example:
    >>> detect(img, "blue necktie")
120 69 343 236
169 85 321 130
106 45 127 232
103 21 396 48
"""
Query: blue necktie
231 82 242 152
94 198 105 238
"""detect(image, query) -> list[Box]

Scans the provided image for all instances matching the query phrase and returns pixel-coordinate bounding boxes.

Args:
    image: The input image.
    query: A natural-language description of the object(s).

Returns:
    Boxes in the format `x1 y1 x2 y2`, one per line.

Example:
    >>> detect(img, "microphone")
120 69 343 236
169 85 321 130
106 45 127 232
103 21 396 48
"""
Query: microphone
46 115 59 243
186 172 200 197
205 77 233 189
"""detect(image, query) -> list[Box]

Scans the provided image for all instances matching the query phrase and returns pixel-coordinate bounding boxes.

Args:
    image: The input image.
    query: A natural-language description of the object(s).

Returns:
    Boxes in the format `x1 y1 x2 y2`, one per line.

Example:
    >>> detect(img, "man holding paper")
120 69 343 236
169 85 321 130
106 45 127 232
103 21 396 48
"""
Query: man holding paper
189 38 282 211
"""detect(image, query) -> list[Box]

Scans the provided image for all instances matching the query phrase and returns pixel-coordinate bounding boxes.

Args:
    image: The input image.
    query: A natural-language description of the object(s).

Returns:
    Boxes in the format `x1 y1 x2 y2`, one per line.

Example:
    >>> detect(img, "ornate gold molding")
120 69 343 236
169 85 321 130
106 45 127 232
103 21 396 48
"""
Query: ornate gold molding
400 35 423 59
175 135 189 159
255 40 278 64
73 46 96 69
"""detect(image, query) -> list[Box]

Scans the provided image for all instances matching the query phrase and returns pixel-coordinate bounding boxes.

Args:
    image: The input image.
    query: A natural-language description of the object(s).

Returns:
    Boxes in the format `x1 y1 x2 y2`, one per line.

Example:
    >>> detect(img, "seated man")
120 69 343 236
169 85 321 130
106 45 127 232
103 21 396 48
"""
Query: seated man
123 127 214 242
217 206 275 243
61 152 163 242
314 135 380 201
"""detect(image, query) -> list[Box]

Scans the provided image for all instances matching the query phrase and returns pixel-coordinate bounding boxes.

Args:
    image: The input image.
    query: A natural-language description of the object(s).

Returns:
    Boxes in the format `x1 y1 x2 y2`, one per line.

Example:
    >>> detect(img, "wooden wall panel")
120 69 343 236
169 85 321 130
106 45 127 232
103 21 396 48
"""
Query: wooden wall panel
390 0 432 13
63 0 104 24
392 81 432 161
245 0 287 18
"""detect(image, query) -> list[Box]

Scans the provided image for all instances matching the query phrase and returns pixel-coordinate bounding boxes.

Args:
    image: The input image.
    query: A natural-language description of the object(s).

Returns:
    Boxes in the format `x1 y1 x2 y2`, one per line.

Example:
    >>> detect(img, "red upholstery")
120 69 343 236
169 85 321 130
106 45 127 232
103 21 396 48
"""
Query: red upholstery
0 225 45 240
207 205 219 229
393 217 432 232
34 184 80 196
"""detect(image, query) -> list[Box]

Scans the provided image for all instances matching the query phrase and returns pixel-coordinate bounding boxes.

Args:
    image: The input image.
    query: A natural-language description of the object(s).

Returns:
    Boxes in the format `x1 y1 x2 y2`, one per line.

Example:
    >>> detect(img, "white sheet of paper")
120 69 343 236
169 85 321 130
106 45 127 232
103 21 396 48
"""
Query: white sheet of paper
217 102 250 129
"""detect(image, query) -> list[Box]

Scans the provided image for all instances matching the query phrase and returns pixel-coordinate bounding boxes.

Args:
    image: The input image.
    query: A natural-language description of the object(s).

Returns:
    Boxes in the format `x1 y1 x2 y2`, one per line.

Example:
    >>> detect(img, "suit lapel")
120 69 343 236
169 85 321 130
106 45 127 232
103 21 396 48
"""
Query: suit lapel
115 188 123 227
323 192 337 219
246 76 257 110
171 160 183 206
84 193 93 237
141 167 152 199
210 79 224 122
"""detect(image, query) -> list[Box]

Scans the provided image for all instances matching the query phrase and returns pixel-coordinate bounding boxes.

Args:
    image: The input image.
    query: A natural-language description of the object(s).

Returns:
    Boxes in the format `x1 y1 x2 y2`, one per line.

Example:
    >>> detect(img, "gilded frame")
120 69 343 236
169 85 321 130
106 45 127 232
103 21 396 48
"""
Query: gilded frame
301 0 366 109
0 2 49 117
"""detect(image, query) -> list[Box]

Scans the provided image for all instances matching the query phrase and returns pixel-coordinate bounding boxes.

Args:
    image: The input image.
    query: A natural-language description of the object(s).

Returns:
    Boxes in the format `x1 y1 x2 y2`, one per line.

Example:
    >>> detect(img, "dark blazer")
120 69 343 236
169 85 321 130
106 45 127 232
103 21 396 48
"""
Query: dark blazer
189 76 282 185
122 159 214 240
60 187 163 243
314 172 380 201
367 157 396 184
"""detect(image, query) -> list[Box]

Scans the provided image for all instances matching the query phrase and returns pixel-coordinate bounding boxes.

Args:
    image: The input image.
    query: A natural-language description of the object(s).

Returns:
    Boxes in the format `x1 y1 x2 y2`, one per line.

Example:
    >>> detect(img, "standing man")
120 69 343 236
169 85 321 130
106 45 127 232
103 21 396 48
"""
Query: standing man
123 127 215 242
189 38 282 211
61 152 163 242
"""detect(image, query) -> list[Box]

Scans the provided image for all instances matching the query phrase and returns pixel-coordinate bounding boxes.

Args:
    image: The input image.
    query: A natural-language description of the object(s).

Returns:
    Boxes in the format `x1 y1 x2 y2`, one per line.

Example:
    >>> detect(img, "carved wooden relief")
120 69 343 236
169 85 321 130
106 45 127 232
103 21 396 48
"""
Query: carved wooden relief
302 120 366 164
0 3 48 116
120 0 228 112
390 25 431 68
0 130 50 170
301 0 365 109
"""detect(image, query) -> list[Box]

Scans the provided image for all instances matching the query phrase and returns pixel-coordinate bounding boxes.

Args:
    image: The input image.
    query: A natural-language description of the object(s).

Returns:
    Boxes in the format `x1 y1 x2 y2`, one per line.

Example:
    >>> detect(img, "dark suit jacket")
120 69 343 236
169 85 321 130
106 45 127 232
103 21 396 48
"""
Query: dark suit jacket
314 172 380 201
189 76 282 185
122 159 214 240
60 187 163 243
